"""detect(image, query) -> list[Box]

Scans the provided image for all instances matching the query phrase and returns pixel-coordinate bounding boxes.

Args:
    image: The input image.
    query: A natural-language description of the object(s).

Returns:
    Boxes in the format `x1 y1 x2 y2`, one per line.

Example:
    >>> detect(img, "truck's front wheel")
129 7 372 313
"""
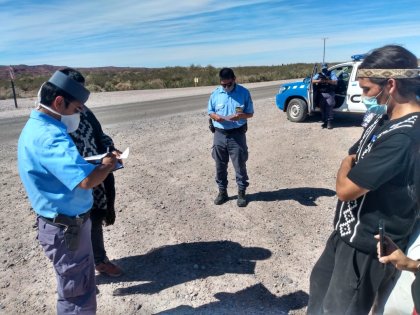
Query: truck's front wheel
286 98 308 122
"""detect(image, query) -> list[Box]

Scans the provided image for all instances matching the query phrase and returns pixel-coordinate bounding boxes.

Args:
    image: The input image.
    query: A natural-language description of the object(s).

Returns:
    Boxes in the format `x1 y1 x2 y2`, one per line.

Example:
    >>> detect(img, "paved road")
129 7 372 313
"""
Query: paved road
0 84 280 143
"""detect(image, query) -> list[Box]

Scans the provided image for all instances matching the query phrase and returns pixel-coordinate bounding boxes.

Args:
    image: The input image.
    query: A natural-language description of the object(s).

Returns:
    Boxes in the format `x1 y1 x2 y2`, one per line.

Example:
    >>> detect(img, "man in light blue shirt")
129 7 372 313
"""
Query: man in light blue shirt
18 69 117 314
208 68 254 207
18 109 96 218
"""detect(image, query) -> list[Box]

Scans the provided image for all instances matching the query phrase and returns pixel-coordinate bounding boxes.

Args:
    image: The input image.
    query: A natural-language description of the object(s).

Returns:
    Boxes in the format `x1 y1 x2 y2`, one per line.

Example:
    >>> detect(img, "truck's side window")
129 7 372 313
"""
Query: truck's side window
331 66 353 108
333 66 353 96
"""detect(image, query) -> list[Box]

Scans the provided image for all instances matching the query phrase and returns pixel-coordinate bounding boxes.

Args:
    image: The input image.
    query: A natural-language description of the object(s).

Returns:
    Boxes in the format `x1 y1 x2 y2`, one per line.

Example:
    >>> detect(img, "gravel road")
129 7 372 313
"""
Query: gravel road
0 81 286 143
0 83 363 314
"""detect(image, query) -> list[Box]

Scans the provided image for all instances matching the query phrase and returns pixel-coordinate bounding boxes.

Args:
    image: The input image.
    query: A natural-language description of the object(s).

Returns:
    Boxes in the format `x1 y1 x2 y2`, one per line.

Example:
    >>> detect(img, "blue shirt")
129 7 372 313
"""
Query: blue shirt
313 70 338 81
18 110 96 218
207 84 254 130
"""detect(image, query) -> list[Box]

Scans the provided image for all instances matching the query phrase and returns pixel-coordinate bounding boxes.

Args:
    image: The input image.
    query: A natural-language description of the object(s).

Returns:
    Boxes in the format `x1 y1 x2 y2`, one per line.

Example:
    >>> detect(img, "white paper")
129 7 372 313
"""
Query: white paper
84 147 129 172
84 147 129 162
84 153 107 162
218 114 236 122
119 147 129 159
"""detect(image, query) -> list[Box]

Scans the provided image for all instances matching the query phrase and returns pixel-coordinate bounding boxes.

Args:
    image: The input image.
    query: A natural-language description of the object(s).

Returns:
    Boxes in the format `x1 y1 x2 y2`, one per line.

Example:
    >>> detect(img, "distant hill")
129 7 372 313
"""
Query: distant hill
0 65 150 80
0 65 61 80
0 63 314 100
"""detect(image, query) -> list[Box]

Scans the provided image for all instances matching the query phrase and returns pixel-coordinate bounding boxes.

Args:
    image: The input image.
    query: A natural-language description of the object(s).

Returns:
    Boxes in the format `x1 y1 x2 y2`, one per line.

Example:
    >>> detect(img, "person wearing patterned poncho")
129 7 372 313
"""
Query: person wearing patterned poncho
70 106 124 277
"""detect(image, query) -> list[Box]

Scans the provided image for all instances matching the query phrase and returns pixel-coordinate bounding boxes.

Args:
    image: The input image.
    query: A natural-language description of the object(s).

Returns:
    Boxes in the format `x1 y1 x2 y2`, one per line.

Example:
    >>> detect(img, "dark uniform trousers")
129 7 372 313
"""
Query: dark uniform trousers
319 92 335 122
37 217 96 315
212 127 249 191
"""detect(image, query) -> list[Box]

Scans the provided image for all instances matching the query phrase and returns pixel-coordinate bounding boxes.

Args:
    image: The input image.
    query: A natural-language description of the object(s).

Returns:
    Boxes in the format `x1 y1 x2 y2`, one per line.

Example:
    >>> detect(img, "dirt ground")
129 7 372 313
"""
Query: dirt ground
0 85 363 314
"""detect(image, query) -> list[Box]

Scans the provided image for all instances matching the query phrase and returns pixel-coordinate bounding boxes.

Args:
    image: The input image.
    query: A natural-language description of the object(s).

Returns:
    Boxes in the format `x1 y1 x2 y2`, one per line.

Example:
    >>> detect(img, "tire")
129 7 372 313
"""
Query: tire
286 98 308 122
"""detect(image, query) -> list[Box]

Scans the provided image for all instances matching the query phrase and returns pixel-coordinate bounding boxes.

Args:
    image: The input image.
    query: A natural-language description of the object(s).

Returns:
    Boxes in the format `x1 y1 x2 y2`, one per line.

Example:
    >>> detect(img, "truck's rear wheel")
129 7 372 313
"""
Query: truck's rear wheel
286 98 308 122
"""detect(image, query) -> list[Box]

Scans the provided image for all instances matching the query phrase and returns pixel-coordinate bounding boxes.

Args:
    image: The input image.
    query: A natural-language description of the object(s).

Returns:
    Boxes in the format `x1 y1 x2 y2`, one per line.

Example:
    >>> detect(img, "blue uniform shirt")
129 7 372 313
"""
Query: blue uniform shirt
313 70 338 81
208 84 254 130
18 110 96 218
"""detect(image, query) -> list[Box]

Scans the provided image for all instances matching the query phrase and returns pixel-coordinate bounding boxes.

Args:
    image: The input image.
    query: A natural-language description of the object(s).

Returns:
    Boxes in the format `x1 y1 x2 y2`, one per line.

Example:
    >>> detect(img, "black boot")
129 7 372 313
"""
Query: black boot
237 190 247 207
327 120 333 129
214 189 228 205
321 121 327 128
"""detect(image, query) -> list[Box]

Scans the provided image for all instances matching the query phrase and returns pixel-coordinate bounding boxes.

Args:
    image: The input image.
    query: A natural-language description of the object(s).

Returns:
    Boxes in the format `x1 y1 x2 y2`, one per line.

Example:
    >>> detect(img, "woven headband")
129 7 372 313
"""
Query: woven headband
357 68 420 79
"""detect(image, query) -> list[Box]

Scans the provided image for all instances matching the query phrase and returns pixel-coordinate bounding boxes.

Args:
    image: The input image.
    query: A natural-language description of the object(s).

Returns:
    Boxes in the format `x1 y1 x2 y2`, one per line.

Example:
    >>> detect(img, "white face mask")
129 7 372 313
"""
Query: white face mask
39 104 80 133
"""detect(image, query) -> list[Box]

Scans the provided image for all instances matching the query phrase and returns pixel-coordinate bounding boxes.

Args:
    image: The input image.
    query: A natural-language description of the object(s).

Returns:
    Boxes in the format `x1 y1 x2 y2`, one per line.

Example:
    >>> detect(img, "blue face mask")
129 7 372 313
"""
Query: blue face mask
361 89 389 115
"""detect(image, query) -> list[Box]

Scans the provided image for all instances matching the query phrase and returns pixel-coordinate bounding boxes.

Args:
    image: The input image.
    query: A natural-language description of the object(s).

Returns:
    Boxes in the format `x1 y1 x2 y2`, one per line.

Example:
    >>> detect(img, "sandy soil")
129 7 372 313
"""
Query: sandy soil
0 84 362 314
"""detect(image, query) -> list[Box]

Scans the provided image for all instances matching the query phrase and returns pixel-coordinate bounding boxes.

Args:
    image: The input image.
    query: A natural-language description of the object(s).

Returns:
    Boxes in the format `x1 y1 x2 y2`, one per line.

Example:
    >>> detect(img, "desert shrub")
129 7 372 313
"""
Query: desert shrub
115 81 132 91
0 63 319 99
0 86 11 100
85 84 104 92
145 79 165 89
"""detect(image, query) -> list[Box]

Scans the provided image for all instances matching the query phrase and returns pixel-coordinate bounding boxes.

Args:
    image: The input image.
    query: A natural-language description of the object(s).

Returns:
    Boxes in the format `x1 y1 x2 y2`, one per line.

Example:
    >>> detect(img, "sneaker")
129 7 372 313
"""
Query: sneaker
95 261 123 277
214 189 228 205
237 190 247 207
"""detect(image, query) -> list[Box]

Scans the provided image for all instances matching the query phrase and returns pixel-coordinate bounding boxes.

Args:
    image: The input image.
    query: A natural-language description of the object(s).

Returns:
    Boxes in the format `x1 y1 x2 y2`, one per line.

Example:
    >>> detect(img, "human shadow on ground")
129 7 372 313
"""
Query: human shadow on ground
156 283 308 315
247 187 335 206
97 241 271 296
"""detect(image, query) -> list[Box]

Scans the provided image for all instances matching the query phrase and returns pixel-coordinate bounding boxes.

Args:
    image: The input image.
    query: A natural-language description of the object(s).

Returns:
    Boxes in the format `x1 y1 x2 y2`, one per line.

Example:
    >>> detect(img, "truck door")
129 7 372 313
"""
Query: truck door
308 64 318 114
346 64 365 112
331 65 352 109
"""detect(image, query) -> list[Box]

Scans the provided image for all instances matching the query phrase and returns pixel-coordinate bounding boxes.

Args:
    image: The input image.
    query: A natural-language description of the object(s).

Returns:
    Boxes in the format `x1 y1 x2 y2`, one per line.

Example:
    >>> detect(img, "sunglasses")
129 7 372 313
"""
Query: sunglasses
221 82 234 88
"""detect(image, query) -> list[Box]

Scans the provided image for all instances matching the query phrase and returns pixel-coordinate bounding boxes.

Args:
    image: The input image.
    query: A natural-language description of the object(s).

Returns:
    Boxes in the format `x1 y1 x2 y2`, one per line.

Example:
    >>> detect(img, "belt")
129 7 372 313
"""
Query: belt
215 124 247 135
40 211 90 227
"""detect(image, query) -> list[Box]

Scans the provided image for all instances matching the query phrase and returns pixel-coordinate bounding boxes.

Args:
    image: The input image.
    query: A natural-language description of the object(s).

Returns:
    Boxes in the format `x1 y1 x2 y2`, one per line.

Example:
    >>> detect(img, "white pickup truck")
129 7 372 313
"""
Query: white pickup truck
275 55 366 122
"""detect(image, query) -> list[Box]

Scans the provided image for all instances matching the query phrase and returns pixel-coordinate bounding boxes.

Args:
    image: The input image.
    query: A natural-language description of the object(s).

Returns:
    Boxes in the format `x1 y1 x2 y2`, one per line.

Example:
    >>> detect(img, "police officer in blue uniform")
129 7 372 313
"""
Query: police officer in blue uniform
313 63 338 129
208 68 254 207
18 69 117 314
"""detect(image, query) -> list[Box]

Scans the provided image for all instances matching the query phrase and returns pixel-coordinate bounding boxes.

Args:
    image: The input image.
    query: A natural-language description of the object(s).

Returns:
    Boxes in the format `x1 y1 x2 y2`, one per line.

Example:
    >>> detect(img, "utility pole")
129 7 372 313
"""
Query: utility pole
9 66 18 108
322 37 328 64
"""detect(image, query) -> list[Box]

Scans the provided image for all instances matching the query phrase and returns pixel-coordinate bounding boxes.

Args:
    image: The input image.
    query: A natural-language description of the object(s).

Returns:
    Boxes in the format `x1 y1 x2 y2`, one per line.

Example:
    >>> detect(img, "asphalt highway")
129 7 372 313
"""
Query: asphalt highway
0 84 280 143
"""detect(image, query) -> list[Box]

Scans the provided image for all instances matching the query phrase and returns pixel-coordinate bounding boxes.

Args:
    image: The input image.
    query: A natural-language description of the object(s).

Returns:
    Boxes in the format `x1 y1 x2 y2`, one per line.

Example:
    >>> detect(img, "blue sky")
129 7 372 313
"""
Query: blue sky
1 0 419 68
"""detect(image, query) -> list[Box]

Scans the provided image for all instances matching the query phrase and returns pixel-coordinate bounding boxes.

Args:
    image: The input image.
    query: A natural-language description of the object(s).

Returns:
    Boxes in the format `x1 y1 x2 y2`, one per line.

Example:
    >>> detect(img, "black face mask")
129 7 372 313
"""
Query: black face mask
222 82 235 93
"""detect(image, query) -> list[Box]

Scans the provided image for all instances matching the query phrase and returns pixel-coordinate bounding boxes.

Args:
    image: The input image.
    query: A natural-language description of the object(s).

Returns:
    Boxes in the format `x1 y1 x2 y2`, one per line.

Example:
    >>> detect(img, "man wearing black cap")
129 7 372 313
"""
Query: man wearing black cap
312 63 338 129
18 68 117 314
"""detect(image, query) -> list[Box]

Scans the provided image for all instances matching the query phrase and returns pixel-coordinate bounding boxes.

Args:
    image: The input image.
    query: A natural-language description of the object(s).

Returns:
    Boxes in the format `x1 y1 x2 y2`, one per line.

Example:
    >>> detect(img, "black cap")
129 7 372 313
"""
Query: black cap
48 71 90 103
